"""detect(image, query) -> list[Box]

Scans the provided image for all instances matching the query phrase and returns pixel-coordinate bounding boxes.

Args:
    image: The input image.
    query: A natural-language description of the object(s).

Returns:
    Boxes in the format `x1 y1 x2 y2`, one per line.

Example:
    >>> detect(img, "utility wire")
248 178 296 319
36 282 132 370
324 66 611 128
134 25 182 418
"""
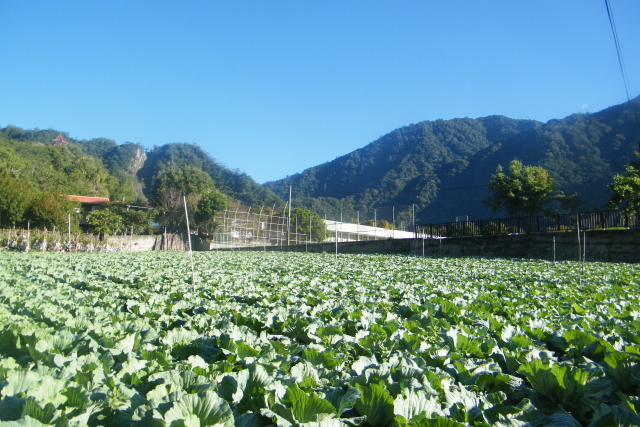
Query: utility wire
288 183 489 197
604 0 640 151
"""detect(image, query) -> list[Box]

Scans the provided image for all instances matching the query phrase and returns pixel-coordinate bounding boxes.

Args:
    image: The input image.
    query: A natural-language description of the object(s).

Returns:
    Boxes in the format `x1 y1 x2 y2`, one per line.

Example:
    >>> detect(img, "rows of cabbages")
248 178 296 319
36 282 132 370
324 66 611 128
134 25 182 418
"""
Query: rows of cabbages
0 251 639 426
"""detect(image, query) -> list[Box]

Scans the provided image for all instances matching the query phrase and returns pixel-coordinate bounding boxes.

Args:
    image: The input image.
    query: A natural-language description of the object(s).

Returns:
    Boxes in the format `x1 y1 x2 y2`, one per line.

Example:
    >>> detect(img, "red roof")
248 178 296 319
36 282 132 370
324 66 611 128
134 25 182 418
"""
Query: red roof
52 133 69 146
66 195 109 204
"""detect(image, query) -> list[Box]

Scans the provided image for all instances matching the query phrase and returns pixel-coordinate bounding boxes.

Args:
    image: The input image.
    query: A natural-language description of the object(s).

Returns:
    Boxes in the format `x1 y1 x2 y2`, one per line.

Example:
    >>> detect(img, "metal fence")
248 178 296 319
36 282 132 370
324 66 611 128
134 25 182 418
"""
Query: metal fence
416 210 639 238
312 205 416 233
209 208 311 249
208 205 418 248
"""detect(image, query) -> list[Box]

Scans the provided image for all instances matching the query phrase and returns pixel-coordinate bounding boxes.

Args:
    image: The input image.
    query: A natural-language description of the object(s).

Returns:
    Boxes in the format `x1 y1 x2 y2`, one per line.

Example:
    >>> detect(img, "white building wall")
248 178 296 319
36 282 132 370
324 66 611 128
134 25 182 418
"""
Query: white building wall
323 220 416 242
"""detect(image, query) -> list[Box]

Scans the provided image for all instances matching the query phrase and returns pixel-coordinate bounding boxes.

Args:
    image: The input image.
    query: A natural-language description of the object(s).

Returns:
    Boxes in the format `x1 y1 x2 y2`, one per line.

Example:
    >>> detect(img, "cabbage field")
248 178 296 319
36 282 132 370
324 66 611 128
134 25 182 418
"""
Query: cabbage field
0 251 639 426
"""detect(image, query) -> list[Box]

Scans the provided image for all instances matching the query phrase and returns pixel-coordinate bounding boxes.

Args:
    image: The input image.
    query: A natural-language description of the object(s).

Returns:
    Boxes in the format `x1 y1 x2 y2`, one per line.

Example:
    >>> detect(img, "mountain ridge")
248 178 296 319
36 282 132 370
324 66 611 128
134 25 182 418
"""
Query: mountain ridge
264 98 640 223
0 127 283 209
2 97 637 224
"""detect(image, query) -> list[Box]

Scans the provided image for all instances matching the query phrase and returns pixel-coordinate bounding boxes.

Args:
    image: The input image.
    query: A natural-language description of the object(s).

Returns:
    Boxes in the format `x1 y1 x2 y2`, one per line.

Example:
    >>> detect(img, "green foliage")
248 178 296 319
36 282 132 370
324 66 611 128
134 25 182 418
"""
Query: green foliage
0 252 639 424
152 165 215 229
483 160 555 217
26 193 79 231
195 191 228 235
355 384 395 427
289 208 326 242
4 96 640 227
163 391 235 427
140 142 282 208
363 219 395 229
267 117 537 221
267 98 640 222
106 173 137 204
85 209 123 236
196 191 228 218
482 222 507 235
0 174 36 228
553 190 585 213
608 160 640 214
111 205 157 234
284 384 336 423
154 165 214 197
0 131 112 197
77 140 148 203
0 127 283 223
74 137 118 159
449 221 480 237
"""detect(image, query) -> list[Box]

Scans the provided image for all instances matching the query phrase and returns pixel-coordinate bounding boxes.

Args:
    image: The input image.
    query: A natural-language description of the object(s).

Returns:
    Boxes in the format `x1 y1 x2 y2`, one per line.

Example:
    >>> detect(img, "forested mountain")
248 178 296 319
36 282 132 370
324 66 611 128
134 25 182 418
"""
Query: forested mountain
136 143 281 207
265 97 640 223
0 126 283 209
2 96 637 227
0 127 115 197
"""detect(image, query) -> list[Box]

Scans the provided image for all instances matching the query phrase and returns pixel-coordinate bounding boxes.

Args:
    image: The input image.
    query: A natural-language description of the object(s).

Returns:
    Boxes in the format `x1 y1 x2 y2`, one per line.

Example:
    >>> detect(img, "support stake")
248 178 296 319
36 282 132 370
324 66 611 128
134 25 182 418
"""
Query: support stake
184 195 196 291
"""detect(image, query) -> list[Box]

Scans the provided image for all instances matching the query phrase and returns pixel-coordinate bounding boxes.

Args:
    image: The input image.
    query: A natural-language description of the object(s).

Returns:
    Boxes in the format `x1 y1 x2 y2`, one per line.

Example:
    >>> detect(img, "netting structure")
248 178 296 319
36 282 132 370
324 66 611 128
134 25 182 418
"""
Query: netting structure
313 205 416 230
209 208 311 249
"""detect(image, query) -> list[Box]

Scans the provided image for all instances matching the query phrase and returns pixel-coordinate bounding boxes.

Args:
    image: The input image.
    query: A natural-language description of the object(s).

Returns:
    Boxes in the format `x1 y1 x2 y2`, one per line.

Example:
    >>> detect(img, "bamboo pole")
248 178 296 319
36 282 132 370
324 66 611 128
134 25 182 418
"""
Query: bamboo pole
183 195 196 291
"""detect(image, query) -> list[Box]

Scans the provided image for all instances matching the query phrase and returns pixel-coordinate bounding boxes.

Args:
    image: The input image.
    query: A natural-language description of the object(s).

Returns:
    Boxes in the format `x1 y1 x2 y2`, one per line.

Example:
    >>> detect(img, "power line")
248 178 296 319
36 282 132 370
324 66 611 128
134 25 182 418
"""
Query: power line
604 0 640 150
438 184 488 191
287 183 489 198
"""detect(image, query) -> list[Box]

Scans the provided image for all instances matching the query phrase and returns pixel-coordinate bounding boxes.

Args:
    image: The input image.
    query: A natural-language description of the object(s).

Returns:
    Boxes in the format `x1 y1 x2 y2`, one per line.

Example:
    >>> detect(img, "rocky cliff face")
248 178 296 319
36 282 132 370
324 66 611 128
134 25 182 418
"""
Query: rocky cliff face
130 147 147 175
130 147 148 203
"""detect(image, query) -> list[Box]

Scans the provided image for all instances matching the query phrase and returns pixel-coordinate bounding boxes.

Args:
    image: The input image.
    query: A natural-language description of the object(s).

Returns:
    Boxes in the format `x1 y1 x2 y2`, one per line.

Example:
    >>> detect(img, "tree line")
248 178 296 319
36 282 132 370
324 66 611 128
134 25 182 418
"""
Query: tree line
0 174 80 231
266 97 640 223
483 157 640 217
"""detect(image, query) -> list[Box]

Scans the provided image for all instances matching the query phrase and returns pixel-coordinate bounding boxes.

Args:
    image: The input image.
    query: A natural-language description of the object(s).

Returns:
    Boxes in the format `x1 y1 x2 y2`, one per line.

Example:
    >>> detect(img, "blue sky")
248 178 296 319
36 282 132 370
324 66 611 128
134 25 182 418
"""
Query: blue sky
1 1 639 184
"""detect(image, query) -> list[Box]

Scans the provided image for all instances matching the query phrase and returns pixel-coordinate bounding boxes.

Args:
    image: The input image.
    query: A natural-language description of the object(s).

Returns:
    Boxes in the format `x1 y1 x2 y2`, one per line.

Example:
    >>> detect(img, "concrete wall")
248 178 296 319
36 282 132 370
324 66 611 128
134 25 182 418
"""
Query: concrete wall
240 229 640 263
105 235 158 251
103 230 639 263
105 234 211 252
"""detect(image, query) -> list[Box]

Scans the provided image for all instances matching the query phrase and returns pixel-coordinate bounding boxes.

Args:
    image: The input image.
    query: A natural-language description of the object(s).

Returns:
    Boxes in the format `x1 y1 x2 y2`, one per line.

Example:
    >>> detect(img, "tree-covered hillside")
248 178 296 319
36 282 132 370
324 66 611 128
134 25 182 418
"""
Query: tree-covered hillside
2 96 637 227
265 98 640 223
427 100 640 221
264 116 541 222
136 143 282 207
0 127 115 197
0 126 283 224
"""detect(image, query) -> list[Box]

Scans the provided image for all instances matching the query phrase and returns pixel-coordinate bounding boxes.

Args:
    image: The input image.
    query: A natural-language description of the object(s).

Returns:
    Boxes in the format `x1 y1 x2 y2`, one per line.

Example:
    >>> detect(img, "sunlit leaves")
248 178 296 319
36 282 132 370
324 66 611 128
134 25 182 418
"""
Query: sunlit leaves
0 251 639 425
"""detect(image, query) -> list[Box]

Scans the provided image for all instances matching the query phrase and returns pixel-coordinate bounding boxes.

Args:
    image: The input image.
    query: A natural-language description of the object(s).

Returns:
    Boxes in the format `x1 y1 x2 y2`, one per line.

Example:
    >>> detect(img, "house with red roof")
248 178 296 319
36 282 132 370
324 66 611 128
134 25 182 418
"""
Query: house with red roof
52 133 69 146
65 195 109 227
66 195 109 206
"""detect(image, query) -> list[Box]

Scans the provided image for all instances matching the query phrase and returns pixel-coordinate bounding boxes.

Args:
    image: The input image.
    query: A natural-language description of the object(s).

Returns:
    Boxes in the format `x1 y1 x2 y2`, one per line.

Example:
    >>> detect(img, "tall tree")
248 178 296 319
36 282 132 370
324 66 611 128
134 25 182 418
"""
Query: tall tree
111 204 157 234
153 165 214 229
27 193 79 231
483 159 555 217
153 165 214 196
289 208 326 242
608 159 640 214
86 209 124 236
0 174 36 228
195 191 228 236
